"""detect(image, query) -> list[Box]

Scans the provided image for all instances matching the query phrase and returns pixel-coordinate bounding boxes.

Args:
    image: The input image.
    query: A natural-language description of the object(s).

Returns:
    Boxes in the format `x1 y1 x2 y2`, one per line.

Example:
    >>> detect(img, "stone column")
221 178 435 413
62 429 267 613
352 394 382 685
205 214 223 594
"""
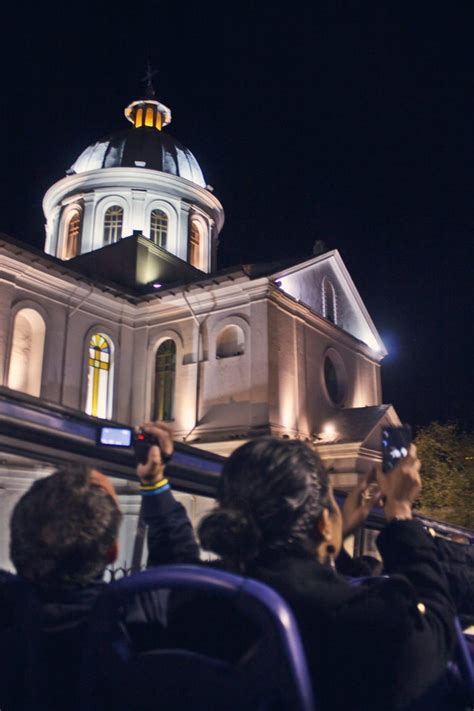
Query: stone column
0 284 14 385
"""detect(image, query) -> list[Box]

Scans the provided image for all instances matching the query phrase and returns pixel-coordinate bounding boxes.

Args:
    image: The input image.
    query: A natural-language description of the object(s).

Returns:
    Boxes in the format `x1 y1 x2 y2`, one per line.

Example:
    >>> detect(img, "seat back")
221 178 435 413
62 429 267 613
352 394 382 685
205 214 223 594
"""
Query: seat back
79 564 316 711
454 616 474 705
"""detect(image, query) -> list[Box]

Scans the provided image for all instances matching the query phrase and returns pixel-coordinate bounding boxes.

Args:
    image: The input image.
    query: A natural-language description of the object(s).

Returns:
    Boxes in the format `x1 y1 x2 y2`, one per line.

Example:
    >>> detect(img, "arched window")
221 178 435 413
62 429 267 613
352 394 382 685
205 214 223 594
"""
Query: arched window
153 340 176 421
216 325 245 358
322 278 337 324
85 333 113 419
64 209 81 259
7 309 46 397
103 206 123 245
189 219 203 269
150 209 168 248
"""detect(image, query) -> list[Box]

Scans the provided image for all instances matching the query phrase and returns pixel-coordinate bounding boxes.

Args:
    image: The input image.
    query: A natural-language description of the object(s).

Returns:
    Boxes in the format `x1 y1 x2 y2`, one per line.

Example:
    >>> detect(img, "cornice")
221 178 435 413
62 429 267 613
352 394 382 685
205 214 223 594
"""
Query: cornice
272 249 387 357
43 168 225 230
0 252 136 325
267 284 383 362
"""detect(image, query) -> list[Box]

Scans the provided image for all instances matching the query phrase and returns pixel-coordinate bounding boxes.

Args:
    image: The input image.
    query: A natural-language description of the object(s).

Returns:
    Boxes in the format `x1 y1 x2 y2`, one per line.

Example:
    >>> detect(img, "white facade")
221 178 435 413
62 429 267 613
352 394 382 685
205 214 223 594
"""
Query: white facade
0 82 400 574
0 235 394 486
43 168 224 273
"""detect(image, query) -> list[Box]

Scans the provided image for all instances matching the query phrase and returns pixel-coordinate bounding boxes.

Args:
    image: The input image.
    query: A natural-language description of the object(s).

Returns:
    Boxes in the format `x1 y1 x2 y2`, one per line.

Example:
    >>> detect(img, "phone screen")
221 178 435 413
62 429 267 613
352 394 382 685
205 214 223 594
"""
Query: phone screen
382 425 412 473
98 426 133 447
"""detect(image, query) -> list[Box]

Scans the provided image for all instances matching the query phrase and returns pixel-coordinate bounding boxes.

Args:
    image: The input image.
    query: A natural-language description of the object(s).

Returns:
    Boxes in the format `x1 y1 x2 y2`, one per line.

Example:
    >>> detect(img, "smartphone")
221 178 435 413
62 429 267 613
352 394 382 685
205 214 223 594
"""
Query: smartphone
97 426 133 447
382 425 412 473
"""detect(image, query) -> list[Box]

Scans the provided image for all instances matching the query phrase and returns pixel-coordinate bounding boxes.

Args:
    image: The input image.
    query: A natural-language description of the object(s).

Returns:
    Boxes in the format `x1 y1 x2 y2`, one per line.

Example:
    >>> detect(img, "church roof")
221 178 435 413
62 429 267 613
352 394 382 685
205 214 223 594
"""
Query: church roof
67 127 206 187
320 405 393 444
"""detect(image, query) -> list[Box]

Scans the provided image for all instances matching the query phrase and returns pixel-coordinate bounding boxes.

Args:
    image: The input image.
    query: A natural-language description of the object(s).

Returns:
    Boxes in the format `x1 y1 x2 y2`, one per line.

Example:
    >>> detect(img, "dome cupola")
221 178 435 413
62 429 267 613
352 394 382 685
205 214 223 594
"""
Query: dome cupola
67 75 205 187
43 73 224 276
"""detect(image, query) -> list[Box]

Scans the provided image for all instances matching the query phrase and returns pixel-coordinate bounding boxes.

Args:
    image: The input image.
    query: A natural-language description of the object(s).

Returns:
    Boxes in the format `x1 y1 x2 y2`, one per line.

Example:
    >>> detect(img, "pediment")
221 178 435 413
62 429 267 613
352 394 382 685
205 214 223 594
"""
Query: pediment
271 250 387 356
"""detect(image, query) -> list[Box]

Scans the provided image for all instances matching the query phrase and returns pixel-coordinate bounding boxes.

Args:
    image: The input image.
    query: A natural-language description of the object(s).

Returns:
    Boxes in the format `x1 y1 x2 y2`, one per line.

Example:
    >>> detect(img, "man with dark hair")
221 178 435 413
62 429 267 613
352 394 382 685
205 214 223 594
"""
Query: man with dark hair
0 421 198 711
10 465 122 587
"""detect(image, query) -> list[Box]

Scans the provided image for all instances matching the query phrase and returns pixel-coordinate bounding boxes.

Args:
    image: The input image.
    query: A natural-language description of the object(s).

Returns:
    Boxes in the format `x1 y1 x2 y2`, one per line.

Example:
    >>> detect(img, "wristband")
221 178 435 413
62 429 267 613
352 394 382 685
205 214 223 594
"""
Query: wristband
140 478 170 496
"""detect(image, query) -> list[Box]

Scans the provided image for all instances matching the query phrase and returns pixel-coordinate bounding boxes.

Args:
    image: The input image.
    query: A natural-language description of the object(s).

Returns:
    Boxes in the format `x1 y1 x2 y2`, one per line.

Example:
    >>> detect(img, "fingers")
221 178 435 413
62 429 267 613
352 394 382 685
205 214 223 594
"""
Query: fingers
376 444 422 521
135 421 174 484
139 421 174 456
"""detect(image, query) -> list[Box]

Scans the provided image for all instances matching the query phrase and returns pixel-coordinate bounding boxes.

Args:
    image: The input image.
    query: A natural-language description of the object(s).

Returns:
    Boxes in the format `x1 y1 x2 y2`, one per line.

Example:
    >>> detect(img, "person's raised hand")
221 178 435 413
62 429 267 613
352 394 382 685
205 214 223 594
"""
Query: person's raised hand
375 443 421 521
342 469 381 538
136 421 174 486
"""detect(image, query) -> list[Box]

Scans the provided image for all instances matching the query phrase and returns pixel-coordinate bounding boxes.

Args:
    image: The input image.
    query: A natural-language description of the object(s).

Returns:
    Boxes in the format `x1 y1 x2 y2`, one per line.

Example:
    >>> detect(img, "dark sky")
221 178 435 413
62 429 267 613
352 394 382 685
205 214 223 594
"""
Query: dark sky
0 4 472 431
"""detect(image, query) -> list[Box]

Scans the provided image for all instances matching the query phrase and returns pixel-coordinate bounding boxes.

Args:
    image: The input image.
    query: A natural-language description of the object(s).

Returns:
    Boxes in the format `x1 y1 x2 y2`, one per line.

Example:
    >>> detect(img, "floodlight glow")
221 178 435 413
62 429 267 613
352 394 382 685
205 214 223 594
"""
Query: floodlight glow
153 282 162 289
323 423 336 436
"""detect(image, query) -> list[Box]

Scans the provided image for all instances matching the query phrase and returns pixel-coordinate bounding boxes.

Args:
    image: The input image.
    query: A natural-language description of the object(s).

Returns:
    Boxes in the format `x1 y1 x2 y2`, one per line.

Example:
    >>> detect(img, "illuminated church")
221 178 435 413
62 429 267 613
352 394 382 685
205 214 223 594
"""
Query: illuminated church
0 80 401 491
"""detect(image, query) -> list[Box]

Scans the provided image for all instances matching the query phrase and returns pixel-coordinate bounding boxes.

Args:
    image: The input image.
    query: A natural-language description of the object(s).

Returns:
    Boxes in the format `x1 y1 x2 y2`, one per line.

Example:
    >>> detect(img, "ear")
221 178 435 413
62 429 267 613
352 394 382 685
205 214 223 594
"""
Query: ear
105 541 119 564
316 508 333 543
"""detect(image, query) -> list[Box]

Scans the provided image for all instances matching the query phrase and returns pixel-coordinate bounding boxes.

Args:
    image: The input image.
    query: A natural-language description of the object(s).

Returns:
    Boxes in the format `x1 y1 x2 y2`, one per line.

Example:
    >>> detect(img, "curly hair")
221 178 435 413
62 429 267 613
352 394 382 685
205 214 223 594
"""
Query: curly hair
198 437 333 570
10 464 122 586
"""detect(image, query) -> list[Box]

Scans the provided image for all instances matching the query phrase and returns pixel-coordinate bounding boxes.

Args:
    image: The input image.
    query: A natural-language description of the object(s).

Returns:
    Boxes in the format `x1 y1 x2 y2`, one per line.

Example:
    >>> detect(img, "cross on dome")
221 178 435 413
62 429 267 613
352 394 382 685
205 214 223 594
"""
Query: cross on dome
125 65 171 131
142 61 158 99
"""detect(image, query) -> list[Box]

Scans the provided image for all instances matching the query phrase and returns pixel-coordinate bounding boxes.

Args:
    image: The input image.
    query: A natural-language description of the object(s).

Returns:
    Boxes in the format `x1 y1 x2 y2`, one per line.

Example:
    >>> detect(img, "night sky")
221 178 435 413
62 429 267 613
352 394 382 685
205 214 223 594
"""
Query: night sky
0 4 472 431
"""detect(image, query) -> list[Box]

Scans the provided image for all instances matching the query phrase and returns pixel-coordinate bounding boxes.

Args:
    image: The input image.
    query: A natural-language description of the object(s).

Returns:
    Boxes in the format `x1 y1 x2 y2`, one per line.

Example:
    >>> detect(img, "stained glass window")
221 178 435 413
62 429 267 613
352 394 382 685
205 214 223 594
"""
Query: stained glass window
150 209 168 247
153 340 176 421
86 333 112 419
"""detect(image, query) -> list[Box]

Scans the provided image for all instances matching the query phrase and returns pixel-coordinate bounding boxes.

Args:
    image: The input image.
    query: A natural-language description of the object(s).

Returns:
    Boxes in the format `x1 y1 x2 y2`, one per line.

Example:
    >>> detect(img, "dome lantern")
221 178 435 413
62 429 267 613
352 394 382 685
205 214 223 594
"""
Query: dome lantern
124 63 171 131
124 98 171 130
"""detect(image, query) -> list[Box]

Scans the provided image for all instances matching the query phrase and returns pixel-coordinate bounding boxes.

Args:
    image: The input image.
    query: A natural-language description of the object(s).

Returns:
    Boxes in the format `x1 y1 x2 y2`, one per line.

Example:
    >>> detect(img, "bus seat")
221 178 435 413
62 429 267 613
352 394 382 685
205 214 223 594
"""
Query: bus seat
348 575 474 709
79 564 316 711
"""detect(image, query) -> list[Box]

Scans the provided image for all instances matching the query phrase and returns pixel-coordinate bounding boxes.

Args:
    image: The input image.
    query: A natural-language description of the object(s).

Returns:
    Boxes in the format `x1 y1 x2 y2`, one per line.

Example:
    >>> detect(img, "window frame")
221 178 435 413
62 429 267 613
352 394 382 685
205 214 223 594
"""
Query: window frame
103 205 124 245
150 208 169 248
152 338 177 421
84 330 115 420
7 306 47 398
322 277 338 325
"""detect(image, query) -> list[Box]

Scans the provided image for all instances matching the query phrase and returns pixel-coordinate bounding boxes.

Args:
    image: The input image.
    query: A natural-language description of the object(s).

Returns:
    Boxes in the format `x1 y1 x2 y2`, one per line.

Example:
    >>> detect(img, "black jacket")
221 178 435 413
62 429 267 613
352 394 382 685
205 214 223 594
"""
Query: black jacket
145 489 462 710
0 488 198 711
433 536 474 627
163 517 458 711
0 487 459 711
241 521 457 710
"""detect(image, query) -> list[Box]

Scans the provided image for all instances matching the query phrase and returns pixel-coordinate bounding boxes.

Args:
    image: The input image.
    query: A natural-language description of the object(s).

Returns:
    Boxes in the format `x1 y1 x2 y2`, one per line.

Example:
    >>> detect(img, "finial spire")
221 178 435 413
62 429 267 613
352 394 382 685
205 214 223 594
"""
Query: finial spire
124 65 171 131
142 61 158 99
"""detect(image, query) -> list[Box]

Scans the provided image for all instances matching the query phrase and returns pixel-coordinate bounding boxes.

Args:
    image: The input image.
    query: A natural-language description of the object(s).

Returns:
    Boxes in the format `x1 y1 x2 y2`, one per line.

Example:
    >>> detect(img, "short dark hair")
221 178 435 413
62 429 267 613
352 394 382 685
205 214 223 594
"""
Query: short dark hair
198 437 332 569
10 464 122 586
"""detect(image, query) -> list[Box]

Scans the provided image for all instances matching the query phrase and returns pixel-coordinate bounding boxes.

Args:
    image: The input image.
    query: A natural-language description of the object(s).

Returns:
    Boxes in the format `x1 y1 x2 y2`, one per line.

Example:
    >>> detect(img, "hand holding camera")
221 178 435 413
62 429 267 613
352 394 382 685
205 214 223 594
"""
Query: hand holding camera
97 421 174 485
376 442 422 521
135 422 174 486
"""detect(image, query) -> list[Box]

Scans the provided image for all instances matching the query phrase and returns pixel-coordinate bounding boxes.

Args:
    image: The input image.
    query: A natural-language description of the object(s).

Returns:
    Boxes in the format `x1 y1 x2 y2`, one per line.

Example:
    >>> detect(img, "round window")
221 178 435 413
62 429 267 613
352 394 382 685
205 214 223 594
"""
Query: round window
323 352 347 405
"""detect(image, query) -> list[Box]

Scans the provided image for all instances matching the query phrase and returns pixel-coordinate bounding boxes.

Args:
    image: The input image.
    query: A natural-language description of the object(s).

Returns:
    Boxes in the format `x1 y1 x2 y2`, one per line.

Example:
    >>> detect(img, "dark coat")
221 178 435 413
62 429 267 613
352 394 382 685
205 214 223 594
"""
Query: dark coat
0 490 198 711
165 520 458 711
434 536 474 626
242 521 456 711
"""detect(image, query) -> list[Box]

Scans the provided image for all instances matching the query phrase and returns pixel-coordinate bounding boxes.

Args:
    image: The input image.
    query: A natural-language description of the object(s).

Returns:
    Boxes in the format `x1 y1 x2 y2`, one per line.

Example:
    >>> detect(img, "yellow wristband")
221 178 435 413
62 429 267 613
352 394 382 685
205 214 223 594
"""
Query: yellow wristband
140 478 169 491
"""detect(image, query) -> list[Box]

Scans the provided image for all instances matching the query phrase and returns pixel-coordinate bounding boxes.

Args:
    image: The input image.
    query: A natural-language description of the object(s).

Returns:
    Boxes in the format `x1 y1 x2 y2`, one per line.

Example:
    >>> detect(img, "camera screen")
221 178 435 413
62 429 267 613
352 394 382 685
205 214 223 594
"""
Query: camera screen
99 427 133 447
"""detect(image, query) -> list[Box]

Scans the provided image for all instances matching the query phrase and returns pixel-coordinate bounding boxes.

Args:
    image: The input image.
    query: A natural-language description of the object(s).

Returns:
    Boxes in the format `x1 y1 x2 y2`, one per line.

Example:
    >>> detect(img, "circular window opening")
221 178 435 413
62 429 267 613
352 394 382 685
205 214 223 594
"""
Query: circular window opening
323 353 347 405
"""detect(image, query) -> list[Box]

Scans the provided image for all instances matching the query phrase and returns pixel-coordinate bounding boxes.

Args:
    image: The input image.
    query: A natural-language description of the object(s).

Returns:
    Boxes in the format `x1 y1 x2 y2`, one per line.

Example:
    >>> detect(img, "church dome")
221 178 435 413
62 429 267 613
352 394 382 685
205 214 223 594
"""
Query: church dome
67 127 206 187
67 83 206 187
